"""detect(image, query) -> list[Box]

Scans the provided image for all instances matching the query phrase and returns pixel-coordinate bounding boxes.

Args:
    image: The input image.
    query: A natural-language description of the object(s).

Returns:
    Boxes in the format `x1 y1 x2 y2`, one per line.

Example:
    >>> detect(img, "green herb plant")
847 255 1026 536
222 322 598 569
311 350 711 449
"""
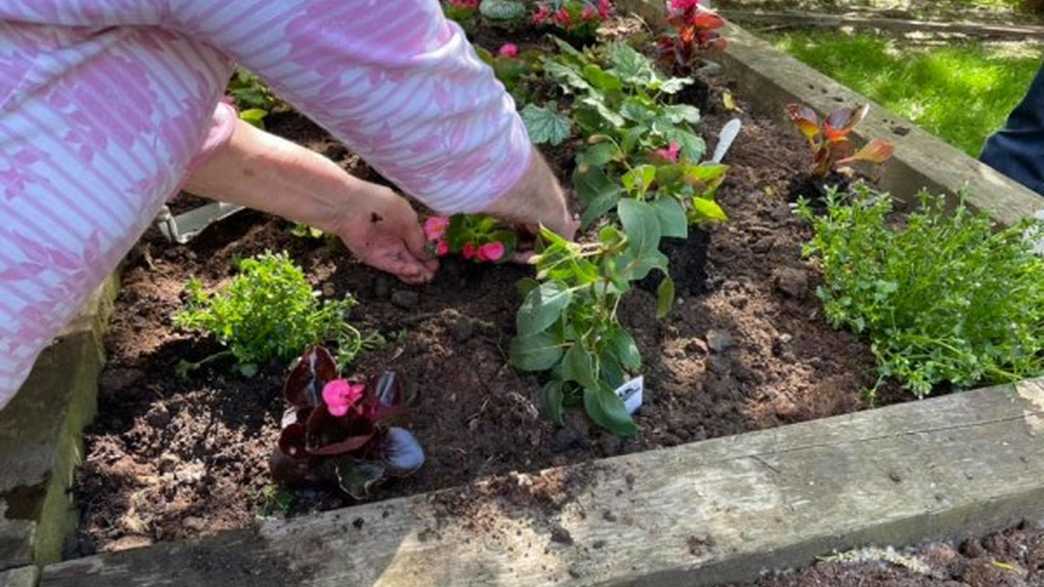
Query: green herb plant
174 251 366 376
798 185 1044 399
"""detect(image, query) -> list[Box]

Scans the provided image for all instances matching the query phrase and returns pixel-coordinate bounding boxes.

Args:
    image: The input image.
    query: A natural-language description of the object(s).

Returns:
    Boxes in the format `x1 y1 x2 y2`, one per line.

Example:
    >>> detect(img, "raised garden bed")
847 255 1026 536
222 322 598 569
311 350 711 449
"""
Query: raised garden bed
2 1 1042 585
69 27 881 557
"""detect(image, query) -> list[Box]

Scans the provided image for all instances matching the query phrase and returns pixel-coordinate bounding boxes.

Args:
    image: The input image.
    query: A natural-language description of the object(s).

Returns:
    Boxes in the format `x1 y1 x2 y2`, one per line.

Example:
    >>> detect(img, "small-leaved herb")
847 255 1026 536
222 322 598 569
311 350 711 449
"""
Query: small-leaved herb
174 251 363 374
798 185 1044 398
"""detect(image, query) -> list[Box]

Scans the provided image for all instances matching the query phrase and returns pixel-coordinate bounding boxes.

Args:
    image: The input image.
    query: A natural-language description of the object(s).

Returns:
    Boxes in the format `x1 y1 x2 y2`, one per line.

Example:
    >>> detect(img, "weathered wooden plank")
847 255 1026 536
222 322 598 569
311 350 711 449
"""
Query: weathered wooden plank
722 10 1044 39
41 379 1044 586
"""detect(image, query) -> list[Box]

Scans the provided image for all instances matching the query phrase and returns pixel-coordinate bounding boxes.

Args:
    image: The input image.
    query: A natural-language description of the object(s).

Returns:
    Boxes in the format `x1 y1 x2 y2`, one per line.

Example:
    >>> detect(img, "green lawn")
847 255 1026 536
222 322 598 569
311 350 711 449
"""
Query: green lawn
769 32 1041 157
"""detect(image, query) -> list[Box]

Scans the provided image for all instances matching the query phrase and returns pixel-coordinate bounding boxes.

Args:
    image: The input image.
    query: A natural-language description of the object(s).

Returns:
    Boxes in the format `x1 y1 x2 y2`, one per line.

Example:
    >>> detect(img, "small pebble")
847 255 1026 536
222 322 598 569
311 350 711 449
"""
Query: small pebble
706 329 734 353
774 267 809 298
391 290 419 309
373 275 392 300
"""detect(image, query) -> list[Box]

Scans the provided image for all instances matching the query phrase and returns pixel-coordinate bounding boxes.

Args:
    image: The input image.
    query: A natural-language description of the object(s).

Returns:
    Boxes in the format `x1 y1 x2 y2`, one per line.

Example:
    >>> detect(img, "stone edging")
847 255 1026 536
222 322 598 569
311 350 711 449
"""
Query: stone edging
0 276 118 571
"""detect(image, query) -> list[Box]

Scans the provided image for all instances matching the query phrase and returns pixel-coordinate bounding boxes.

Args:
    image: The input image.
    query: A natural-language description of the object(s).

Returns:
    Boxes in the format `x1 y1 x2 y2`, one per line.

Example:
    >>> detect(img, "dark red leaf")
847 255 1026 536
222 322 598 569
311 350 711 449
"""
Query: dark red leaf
823 104 869 142
283 346 337 408
786 104 820 143
304 406 377 456
689 9 725 30
838 138 895 165
277 422 308 460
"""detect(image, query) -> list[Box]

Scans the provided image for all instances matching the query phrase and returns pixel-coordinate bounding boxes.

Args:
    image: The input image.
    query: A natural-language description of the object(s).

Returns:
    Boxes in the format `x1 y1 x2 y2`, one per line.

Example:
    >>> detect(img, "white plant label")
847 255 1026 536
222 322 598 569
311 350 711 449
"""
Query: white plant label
614 376 644 415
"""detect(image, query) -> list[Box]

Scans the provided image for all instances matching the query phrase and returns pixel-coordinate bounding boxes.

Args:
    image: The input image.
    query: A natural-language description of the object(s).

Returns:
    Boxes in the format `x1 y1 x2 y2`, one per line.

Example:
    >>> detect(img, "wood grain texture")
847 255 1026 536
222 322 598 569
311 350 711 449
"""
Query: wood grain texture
41 380 1044 586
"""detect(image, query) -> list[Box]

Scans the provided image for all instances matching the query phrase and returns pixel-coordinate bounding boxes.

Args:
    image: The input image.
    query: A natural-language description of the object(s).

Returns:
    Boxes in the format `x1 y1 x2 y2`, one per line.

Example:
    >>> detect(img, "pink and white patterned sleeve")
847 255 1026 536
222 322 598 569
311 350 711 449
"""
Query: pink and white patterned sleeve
0 1 534 410
174 0 534 214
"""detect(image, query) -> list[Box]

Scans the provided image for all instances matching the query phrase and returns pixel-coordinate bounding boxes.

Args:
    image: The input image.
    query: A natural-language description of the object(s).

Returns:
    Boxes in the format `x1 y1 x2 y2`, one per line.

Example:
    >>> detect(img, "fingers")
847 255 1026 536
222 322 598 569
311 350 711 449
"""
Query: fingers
367 245 436 285
399 217 439 273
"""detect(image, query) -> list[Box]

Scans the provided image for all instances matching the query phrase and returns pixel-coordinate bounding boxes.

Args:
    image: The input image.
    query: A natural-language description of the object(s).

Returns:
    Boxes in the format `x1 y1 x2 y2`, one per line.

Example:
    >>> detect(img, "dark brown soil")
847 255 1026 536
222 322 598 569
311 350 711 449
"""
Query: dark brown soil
637 229 712 295
70 45 887 556
739 520 1044 587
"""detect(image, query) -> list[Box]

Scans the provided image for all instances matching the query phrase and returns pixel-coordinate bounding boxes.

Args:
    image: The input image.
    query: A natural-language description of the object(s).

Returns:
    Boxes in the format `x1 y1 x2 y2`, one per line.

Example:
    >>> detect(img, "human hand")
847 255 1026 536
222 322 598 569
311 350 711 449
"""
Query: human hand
481 147 578 240
331 184 437 284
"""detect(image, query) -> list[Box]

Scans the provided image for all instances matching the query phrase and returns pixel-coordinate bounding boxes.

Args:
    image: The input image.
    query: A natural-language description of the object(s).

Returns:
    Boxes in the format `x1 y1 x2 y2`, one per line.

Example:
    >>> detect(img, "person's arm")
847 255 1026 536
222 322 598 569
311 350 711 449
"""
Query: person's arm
480 146 576 239
167 0 574 237
183 117 438 284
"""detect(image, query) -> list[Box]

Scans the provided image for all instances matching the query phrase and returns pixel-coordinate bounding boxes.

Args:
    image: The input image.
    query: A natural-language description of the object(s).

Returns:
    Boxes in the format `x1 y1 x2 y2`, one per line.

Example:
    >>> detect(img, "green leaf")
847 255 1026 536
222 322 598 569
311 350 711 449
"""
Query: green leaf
479 0 525 19
599 224 624 247
584 387 638 437
551 36 586 61
608 42 656 87
583 64 623 92
663 128 706 161
657 76 694 94
516 277 539 299
520 104 572 146
599 350 626 389
574 167 623 228
579 94 625 128
542 381 566 426
475 46 495 66
622 165 656 197
517 281 573 336
510 333 564 371
618 199 667 280
238 108 268 129
609 328 641 371
683 163 729 197
618 199 662 259
621 125 647 155
662 104 701 124
576 143 621 170
620 98 657 124
543 60 591 93
563 344 599 390
691 197 728 223
657 276 675 318
652 197 688 239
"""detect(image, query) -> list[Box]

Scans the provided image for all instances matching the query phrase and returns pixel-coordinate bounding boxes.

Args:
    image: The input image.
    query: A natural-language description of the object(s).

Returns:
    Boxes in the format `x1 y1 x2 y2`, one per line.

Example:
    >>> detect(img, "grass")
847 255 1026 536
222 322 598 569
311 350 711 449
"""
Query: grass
770 32 1041 157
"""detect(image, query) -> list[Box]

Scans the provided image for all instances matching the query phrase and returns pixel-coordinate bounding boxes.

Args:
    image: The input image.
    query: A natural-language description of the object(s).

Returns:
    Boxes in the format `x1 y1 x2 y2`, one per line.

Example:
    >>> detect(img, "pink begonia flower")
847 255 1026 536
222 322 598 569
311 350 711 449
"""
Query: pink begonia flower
532 4 551 23
598 0 613 18
423 216 450 241
436 239 450 256
498 43 519 58
581 4 597 20
652 141 681 163
554 7 571 26
669 0 700 13
462 243 478 259
478 242 505 262
322 379 365 417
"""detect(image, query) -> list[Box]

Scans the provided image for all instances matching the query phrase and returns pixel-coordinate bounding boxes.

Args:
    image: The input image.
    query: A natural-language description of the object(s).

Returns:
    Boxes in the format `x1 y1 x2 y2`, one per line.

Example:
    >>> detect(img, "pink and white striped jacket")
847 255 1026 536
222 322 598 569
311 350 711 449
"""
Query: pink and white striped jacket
0 0 531 410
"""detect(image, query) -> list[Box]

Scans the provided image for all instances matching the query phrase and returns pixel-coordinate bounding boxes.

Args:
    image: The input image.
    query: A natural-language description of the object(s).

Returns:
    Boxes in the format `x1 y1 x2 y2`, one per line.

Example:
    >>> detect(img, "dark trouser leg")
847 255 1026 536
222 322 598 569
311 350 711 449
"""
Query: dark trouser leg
980 64 1044 196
